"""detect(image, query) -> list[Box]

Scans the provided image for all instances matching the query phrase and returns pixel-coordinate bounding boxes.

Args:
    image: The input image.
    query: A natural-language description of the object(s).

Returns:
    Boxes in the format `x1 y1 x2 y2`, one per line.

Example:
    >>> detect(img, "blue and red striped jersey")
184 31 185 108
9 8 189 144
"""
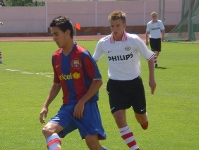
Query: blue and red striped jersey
52 43 102 105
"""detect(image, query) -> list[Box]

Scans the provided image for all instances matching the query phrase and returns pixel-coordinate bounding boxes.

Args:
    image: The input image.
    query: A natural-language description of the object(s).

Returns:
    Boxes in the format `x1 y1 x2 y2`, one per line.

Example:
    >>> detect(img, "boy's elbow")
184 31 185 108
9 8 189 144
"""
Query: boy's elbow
98 79 103 88
98 79 103 87
93 79 103 87
101 80 103 86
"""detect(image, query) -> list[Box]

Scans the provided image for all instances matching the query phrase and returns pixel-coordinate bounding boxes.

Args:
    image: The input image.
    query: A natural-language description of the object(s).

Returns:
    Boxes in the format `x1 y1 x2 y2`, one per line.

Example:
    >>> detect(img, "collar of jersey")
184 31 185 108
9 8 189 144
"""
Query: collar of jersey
110 30 127 43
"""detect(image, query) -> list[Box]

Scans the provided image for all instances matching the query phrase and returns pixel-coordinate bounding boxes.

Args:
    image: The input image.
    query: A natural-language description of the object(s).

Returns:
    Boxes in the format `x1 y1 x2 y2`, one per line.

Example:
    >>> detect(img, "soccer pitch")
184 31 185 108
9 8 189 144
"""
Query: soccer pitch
0 41 199 150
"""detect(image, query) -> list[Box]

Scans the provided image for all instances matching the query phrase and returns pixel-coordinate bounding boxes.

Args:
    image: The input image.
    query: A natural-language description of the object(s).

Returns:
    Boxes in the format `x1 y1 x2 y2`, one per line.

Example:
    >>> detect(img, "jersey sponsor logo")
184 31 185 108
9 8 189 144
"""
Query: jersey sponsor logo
151 27 160 30
72 72 81 79
125 46 131 51
71 58 82 69
108 52 133 61
59 72 81 80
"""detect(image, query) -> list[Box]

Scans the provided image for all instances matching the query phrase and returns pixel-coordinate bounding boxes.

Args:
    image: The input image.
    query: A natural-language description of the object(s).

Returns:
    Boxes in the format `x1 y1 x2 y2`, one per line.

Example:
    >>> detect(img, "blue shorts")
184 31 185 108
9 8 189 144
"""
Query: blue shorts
49 101 106 140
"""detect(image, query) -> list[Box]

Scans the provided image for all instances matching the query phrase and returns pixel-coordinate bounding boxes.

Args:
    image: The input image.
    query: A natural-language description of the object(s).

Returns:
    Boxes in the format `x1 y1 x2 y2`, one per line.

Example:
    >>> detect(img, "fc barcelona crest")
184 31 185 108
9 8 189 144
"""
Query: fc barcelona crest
71 58 82 69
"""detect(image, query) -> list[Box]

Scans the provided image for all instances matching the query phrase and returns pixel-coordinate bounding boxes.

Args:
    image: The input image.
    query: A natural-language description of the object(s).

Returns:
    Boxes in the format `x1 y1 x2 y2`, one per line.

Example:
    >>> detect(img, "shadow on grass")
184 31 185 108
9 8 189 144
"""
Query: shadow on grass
155 66 167 69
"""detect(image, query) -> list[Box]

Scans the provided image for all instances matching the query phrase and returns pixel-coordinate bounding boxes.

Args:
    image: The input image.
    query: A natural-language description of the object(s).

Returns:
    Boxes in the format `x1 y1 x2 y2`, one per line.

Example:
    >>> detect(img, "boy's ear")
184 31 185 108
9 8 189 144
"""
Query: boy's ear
65 29 70 36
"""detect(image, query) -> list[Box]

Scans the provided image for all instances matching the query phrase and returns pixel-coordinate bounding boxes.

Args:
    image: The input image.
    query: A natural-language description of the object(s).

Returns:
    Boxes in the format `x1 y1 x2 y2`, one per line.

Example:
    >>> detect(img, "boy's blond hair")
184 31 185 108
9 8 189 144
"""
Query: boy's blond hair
108 10 126 23
151 12 157 16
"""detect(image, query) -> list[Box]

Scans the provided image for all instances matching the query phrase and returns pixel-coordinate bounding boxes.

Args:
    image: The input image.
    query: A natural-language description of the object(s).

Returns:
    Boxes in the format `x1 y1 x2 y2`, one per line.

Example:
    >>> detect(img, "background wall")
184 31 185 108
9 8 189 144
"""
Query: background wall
0 0 182 35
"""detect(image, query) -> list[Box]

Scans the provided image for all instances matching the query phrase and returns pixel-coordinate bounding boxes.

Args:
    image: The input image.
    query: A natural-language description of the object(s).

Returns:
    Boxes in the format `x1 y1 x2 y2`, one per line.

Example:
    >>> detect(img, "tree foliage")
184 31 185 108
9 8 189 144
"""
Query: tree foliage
4 0 45 6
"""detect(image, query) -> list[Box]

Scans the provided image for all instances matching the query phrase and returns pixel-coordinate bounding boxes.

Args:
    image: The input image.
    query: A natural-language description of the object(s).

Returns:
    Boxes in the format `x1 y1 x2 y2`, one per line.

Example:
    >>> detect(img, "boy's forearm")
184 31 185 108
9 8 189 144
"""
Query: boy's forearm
79 79 102 103
148 58 155 81
146 33 149 42
162 30 165 40
43 83 61 107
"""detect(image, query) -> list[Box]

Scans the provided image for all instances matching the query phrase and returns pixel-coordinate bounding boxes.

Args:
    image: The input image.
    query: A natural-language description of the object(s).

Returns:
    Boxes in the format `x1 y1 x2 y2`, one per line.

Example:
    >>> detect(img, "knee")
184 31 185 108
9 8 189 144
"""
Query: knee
42 125 54 138
135 113 148 125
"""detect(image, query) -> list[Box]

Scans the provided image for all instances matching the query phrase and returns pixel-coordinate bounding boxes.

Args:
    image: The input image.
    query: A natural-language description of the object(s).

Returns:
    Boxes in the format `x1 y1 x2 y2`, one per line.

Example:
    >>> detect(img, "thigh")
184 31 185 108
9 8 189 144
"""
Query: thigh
107 79 131 114
77 102 106 140
150 38 161 52
49 105 77 138
131 77 146 114
150 38 161 51
155 38 161 51
149 38 156 51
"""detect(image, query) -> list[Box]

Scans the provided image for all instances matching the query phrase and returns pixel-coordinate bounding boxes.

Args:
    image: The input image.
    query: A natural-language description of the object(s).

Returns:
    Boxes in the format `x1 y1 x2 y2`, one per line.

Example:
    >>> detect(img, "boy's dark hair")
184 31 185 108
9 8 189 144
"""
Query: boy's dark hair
50 16 74 38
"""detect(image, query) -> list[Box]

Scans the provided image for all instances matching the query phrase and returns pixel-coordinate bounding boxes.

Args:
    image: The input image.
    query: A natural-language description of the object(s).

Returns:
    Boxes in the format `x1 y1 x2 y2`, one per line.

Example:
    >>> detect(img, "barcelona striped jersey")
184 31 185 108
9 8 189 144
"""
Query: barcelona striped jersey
52 43 101 105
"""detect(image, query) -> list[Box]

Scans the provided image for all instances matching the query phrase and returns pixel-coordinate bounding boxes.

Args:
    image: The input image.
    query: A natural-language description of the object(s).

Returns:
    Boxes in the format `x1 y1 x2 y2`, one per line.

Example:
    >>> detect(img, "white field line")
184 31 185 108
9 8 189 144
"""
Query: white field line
5 68 199 100
5 68 53 78
5 68 108 88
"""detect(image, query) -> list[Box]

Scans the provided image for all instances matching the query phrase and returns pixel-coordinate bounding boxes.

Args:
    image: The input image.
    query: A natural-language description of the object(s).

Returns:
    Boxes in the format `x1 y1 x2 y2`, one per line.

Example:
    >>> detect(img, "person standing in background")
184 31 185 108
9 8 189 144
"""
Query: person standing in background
146 11 165 68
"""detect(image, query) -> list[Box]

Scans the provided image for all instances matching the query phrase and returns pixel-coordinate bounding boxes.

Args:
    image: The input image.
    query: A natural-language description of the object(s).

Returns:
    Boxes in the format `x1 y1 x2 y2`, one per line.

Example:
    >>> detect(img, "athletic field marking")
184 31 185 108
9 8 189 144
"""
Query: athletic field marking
5 68 109 88
5 68 198 100
144 89 199 101
5 68 53 78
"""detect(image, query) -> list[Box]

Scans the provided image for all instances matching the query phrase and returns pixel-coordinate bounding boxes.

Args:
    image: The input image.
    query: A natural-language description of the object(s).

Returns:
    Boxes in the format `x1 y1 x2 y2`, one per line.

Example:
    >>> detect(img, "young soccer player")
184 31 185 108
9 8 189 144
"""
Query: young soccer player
146 11 165 68
39 16 107 150
93 10 156 150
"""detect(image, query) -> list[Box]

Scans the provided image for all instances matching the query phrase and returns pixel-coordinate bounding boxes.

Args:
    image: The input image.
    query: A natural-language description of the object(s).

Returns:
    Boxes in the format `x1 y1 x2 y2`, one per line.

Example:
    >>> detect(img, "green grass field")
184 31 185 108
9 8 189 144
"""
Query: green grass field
0 41 199 150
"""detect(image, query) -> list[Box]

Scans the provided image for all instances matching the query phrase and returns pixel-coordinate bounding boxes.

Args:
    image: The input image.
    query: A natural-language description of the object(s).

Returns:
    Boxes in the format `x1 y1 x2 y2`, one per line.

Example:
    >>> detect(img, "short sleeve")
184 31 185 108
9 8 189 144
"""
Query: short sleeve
146 23 150 32
93 40 105 61
134 35 154 61
160 21 165 30
84 51 102 80
52 55 60 83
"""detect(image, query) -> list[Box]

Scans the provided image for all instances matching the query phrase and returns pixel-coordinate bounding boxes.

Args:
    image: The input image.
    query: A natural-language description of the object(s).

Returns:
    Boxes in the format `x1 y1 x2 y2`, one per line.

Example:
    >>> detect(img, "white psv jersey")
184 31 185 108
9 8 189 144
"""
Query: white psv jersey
93 32 154 80
146 20 165 39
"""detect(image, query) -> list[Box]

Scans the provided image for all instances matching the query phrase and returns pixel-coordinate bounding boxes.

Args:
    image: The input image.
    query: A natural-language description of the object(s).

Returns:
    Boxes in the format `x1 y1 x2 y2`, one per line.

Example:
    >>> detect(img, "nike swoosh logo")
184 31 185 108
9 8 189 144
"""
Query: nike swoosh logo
55 65 59 68
111 107 115 111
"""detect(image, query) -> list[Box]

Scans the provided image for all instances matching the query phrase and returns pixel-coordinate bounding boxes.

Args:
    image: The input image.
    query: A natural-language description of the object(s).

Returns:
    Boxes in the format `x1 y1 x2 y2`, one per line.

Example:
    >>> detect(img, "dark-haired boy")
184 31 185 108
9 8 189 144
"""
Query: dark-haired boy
39 16 107 150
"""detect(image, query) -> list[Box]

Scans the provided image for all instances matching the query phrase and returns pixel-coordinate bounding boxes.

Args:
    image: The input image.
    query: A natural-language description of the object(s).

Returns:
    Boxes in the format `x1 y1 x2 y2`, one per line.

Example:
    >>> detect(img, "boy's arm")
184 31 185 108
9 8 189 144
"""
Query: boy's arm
93 41 104 61
73 79 103 119
161 30 165 41
145 31 150 46
39 83 61 124
148 58 156 94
